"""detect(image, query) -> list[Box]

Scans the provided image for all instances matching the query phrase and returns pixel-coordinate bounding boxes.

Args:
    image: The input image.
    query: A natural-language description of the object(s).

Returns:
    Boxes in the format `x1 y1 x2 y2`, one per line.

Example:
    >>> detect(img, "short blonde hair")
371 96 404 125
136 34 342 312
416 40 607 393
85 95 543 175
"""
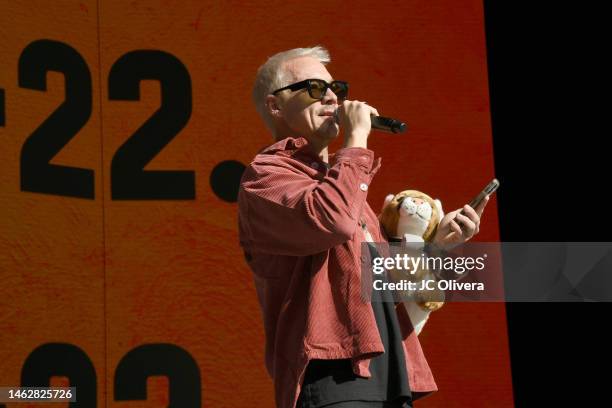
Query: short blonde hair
252 46 331 138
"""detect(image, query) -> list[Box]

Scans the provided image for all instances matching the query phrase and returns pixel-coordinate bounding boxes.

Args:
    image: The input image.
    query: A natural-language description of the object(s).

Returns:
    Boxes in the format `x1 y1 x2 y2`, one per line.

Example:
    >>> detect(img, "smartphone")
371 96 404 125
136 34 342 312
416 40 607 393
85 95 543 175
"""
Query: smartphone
465 178 499 211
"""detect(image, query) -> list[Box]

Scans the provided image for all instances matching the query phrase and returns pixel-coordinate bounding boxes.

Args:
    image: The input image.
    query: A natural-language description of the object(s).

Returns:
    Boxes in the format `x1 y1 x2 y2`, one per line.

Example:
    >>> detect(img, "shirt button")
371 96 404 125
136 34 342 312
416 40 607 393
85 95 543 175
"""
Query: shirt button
310 162 319 169
360 183 368 191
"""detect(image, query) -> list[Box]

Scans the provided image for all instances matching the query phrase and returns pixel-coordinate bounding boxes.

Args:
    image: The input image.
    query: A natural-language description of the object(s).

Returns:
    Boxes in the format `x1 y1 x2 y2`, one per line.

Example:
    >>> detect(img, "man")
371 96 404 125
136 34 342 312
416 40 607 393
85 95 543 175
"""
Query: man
238 46 489 408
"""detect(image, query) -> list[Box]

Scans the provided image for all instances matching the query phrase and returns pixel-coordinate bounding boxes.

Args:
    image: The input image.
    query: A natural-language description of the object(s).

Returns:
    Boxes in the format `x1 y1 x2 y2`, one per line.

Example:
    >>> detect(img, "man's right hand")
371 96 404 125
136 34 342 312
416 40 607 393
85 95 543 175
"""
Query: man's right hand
337 100 380 149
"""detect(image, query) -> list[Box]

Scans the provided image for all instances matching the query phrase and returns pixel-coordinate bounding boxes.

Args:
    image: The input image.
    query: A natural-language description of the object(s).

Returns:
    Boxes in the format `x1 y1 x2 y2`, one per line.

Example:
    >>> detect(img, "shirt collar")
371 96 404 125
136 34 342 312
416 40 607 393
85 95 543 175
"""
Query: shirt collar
259 136 308 155
260 136 336 168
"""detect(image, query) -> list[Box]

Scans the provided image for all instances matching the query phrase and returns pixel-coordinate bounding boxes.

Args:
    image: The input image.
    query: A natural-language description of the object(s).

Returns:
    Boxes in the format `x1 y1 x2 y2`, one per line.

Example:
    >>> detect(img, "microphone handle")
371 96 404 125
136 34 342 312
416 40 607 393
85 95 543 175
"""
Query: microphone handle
370 115 407 134
333 109 407 134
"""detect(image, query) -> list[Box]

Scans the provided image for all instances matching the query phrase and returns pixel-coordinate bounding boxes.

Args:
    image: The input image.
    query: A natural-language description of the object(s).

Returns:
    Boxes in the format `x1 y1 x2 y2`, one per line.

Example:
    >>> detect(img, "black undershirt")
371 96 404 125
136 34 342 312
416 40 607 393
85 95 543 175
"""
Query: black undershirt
297 243 412 408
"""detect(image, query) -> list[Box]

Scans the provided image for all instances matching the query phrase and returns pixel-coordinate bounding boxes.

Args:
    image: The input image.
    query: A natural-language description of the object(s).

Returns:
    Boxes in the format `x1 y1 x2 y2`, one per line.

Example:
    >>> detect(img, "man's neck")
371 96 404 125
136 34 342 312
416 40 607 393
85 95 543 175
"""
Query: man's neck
304 139 329 163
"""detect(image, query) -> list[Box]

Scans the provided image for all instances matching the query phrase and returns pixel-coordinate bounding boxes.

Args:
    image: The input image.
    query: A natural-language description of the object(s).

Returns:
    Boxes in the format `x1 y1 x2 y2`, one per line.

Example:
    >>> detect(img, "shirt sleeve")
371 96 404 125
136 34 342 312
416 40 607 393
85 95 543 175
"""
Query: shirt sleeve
238 147 381 256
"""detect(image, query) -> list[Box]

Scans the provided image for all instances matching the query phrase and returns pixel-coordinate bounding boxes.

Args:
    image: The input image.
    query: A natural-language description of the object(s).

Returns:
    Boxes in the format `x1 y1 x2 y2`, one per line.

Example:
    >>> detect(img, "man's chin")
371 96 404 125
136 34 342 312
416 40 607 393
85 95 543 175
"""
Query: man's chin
316 121 340 140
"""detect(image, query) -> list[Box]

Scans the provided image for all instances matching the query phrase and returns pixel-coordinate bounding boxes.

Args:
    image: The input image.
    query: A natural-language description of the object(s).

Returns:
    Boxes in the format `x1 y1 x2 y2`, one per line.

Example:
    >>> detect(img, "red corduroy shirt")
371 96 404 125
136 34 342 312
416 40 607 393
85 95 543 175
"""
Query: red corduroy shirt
238 136 437 408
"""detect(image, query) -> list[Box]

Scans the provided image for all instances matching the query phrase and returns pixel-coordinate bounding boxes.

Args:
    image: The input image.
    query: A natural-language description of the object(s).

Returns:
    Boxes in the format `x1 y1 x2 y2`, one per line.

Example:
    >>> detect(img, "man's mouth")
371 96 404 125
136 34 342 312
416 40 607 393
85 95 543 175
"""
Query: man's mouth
319 111 336 116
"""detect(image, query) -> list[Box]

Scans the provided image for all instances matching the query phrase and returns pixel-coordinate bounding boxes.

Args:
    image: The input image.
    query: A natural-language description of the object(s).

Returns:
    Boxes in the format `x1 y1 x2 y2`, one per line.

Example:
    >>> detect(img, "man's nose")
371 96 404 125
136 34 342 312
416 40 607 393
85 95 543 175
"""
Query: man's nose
321 87 338 105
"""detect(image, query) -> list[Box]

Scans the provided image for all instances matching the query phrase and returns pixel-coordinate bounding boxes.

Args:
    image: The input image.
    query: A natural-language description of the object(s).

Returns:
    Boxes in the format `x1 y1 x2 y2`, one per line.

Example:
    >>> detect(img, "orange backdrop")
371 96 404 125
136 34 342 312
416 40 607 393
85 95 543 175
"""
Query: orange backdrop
0 1 512 407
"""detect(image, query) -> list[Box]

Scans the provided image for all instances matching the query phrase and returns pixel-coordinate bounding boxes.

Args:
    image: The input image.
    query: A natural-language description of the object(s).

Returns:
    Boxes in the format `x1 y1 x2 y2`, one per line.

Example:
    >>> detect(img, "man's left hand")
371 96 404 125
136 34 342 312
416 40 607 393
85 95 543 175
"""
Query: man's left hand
432 195 490 246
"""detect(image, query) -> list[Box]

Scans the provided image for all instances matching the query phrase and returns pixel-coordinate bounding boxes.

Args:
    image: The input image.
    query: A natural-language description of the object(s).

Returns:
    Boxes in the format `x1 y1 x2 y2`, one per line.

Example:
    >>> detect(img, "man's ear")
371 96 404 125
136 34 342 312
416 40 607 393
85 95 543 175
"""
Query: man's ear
265 94 282 118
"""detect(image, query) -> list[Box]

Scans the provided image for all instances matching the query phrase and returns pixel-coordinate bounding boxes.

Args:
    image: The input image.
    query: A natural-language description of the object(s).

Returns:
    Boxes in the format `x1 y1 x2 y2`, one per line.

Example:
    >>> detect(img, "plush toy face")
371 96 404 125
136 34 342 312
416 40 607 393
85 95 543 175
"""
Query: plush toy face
397 196 433 238
379 190 443 241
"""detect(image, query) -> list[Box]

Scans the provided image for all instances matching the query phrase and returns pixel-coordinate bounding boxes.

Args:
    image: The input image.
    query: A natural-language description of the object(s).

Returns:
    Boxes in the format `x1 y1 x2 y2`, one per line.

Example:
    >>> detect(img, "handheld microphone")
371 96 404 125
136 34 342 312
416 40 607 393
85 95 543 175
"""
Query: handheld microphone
333 109 407 134
371 115 407 134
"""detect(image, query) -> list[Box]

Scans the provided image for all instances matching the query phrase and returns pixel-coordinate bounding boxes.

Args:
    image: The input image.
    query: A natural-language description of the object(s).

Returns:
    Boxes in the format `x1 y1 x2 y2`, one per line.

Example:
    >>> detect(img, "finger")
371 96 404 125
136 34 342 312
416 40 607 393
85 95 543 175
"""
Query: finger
451 208 462 217
363 102 376 114
474 195 490 217
461 204 480 225
443 209 462 223
359 101 378 116
438 211 455 231
354 101 369 110
450 220 463 235
455 213 476 236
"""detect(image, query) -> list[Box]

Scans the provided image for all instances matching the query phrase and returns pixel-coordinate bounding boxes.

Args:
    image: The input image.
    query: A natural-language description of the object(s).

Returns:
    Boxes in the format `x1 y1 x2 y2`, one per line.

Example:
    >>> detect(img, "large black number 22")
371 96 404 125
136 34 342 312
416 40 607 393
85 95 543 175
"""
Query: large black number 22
18 40 195 200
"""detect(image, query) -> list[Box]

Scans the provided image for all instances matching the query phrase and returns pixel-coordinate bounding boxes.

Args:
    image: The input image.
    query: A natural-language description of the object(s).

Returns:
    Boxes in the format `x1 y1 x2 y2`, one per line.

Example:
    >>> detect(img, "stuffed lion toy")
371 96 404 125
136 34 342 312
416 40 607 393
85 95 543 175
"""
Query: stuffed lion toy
379 189 446 335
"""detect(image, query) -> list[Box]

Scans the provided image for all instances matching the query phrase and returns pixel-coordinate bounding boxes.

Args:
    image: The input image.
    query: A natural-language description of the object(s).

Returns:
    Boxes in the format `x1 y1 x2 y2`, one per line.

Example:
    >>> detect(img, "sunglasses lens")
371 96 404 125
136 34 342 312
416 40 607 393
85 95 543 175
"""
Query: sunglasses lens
308 80 326 99
306 80 349 100
331 81 348 100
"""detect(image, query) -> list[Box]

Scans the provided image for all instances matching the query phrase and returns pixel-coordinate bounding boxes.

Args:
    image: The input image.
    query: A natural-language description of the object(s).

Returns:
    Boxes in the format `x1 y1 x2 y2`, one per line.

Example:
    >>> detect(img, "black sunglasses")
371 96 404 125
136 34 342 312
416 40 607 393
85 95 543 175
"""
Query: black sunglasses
272 78 349 101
